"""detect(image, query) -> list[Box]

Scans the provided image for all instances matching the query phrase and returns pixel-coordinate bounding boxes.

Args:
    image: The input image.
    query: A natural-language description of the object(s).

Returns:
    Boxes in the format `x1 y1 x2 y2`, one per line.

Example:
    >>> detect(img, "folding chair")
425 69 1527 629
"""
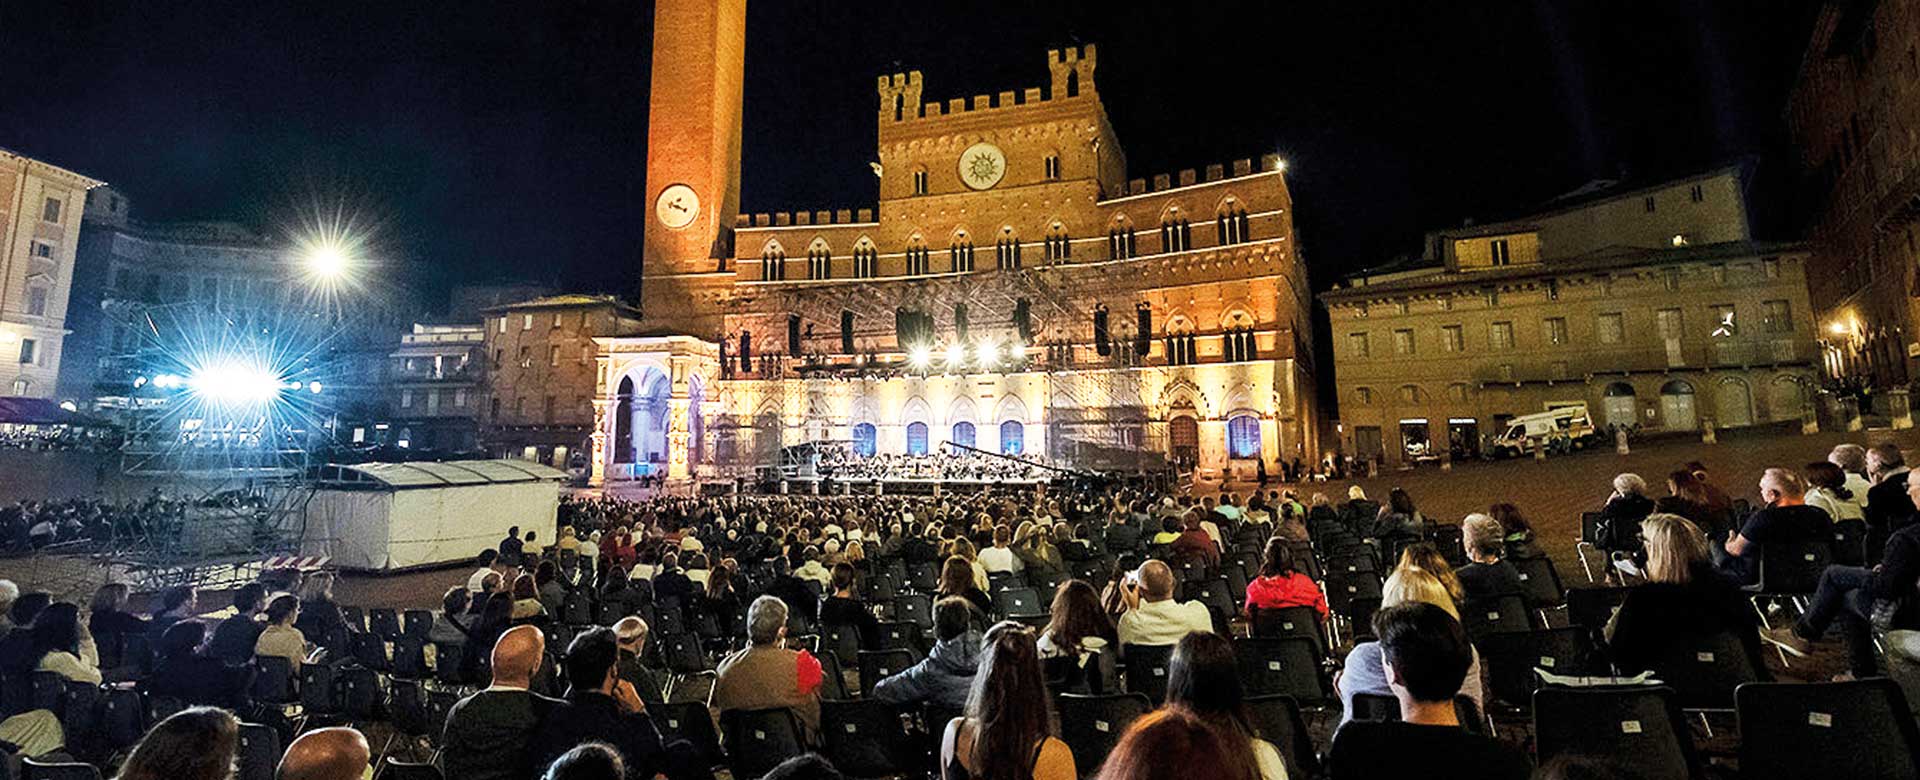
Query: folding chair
1324 571 1384 645
403 609 435 640
1233 636 1331 707
1245 695 1321 780
893 593 934 631
1575 511 1605 583
651 701 723 770
1511 556 1566 623
20 761 99 780
1534 686 1699 780
857 649 915 698
1460 594 1533 643
1563 586 1631 652
1248 605 1325 654
1181 576 1236 634
658 632 715 701
340 606 368 634
369 608 404 641
820 698 919 778
1828 521 1867 568
98 687 147 757
57 681 101 761
720 707 806 780
823 624 863 667
907 561 940 593
816 649 853 700
1477 627 1590 713
1122 643 1175 703
1428 524 1467 568
1056 693 1152 774
1651 630 1761 724
235 722 282 780
1735 678 1920 780
1744 540 1832 666
993 587 1040 618
874 620 925 659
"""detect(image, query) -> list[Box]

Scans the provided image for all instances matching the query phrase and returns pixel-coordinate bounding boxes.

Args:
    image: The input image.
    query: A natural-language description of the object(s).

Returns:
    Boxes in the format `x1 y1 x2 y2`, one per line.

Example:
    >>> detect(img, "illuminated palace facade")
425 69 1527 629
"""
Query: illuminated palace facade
528 0 1318 487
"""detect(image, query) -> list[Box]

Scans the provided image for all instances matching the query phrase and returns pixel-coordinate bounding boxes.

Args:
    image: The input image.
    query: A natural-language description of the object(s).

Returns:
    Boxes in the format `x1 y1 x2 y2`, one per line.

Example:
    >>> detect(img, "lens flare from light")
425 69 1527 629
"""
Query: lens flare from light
909 347 931 369
976 341 998 365
944 344 966 367
187 362 285 405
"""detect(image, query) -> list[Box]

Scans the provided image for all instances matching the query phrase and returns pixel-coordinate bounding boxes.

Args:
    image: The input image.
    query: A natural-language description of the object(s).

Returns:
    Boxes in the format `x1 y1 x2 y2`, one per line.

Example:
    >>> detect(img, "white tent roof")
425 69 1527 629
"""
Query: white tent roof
315 459 570 490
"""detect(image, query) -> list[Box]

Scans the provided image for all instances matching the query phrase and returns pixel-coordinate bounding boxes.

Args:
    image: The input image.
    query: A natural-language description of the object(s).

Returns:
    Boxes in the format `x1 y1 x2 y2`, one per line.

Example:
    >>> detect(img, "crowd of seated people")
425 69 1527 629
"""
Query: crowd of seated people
0 429 118 453
4 439 1920 780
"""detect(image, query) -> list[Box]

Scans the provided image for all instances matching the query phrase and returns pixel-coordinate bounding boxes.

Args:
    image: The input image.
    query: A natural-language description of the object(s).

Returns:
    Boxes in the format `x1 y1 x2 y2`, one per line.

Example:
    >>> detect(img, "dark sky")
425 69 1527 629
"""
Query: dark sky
0 1 1817 312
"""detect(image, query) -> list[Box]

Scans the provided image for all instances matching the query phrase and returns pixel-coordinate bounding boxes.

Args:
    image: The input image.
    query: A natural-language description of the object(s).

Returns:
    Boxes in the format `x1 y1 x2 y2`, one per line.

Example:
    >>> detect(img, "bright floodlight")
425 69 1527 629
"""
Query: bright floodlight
909 347 932 369
976 340 998 365
1829 322 1850 335
187 362 284 405
944 344 967 366
304 241 351 280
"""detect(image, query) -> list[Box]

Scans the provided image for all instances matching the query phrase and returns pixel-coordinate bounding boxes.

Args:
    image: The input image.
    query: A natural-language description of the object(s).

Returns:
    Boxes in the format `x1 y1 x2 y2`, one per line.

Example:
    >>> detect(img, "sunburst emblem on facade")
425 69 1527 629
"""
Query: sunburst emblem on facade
967 153 999 183
959 142 1006 190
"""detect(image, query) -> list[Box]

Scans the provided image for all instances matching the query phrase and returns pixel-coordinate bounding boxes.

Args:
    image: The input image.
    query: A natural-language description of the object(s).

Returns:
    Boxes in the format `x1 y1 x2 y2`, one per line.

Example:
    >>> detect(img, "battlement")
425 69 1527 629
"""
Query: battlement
877 44 1098 124
1111 154 1287 200
735 207 877 230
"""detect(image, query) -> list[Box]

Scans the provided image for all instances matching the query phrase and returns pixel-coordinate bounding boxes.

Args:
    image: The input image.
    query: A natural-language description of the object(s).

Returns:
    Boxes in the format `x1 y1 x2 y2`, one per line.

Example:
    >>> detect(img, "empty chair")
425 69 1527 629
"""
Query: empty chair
235 722 282 780
1233 637 1330 706
820 698 919 778
1181 577 1235 632
1248 605 1324 656
1534 686 1698 780
1122 644 1175 703
97 687 147 756
857 649 915 698
392 635 431 680
874 621 924 658
1245 694 1320 780
351 630 390 672
1510 555 1565 613
1650 630 1762 712
1476 628 1589 712
823 624 863 666
893 593 934 631
424 689 459 749
1459 594 1532 641
993 587 1041 618
720 707 806 779
1737 678 1920 780
369 608 404 641
816 650 853 700
1744 540 1833 626
1056 693 1152 774
657 632 714 700
650 701 723 770
248 656 298 706
403 609 435 640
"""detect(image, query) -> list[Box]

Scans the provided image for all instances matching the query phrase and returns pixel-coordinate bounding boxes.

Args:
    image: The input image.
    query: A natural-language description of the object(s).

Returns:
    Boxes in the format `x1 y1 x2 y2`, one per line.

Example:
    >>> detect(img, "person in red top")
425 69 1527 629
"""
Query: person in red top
1243 537 1328 619
1169 512 1222 569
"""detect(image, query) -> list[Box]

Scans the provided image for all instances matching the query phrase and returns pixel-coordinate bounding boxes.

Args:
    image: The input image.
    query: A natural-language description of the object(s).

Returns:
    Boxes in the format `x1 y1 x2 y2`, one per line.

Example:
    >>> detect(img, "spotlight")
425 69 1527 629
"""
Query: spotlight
1829 322 1849 335
944 344 966 367
303 241 351 281
133 376 148 388
187 362 284 405
151 374 185 390
976 341 997 365
910 346 931 369
308 381 323 394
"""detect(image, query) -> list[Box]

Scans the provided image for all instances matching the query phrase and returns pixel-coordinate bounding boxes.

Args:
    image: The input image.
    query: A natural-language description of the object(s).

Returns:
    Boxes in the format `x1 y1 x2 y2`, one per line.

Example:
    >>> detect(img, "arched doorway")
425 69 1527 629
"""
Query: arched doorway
1602 382 1637 429
1660 380 1696 431
1169 414 1199 466
631 370 671 471
1769 376 1808 422
613 376 635 463
1716 378 1754 428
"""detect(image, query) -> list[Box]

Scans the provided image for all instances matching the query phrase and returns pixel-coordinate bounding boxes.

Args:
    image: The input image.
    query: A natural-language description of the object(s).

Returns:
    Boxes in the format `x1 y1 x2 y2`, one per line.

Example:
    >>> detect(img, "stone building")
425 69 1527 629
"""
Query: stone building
0 148 103 400
479 295 642 470
383 322 487 453
1788 0 1920 400
584 0 1318 487
1321 166 1819 468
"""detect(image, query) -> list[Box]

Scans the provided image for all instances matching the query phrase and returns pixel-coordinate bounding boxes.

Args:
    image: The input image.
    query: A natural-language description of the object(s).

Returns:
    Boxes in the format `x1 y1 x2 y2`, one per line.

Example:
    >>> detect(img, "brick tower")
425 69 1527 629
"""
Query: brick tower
640 0 746 334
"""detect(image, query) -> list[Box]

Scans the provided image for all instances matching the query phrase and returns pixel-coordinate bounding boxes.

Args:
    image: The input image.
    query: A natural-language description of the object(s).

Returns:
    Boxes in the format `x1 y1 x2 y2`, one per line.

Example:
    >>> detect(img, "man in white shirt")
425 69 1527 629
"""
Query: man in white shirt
978 526 1023 574
466 550 501 593
1116 560 1213 647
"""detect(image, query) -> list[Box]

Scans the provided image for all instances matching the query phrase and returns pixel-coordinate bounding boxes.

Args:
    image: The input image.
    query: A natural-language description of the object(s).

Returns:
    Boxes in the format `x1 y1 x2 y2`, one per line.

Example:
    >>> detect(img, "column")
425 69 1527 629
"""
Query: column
667 397 692 482
1891 388 1913 430
589 398 612 487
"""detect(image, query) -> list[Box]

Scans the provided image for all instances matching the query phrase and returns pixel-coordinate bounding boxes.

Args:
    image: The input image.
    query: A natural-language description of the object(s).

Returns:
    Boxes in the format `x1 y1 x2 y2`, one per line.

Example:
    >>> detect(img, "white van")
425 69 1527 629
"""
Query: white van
1490 405 1602 458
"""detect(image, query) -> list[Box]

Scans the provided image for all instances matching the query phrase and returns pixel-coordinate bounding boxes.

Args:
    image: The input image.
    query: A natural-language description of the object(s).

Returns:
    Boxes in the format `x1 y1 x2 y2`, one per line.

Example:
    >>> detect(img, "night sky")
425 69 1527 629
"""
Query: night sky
0 1 1817 312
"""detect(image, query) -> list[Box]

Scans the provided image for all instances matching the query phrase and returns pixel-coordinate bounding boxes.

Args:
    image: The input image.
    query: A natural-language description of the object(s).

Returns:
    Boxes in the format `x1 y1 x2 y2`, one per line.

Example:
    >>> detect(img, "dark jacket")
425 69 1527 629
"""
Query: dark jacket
1457 560 1525 602
442 688 562 780
145 653 243 707
871 631 982 709
1597 494 1656 551
819 596 879 648
533 690 683 780
1867 470 1914 532
206 615 264 666
767 575 819 623
1607 563 1767 676
1103 520 1142 554
1870 520 1920 629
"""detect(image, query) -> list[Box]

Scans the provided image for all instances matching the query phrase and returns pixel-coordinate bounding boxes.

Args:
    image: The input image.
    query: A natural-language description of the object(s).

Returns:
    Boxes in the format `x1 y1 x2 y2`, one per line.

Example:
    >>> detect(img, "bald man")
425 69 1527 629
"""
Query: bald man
1115 559 1214 647
276 727 369 780
442 625 561 780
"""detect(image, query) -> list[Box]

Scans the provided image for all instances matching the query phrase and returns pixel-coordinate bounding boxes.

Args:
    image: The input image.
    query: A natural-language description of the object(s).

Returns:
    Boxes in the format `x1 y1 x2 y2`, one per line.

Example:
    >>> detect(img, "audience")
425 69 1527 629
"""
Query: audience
874 596 983 708
1336 567 1484 721
1722 468 1832 585
536 627 711 780
1169 513 1221 569
819 563 880 647
1163 631 1287 780
1487 503 1540 560
207 583 267 666
32 602 102 683
443 625 561 780
148 620 241 706
1242 537 1327 620
255 594 307 673
1761 476 1920 679
1116 560 1213 646
1865 442 1914 564
276 727 370 780
1455 513 1524 601
1326 603 1531 780
939 622 1075 780
1597 473 1655 559
1038 579 1117 667
711 595 824 739
1606 514 1767 675
116 707 241 780
1097 708 1259 780
938 555 994 615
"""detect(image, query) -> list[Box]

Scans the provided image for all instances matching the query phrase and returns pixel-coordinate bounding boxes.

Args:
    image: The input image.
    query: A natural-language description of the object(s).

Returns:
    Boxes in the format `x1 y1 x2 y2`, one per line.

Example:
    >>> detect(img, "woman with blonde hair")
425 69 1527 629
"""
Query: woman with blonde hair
1394 543 1465 604
1333 566 1483 721
1605 513 1767 675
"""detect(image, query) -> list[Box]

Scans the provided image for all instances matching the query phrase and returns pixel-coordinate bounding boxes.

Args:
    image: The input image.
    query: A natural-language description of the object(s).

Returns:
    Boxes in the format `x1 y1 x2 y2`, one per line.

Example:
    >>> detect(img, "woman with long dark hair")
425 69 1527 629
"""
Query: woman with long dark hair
459 592 515 684
940 622 1075 780
1038 579 1117 662
1487 503 1541 560
1243 537 1327 621
1164 632 1285 780
29 602 100 683
936 555 993 616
